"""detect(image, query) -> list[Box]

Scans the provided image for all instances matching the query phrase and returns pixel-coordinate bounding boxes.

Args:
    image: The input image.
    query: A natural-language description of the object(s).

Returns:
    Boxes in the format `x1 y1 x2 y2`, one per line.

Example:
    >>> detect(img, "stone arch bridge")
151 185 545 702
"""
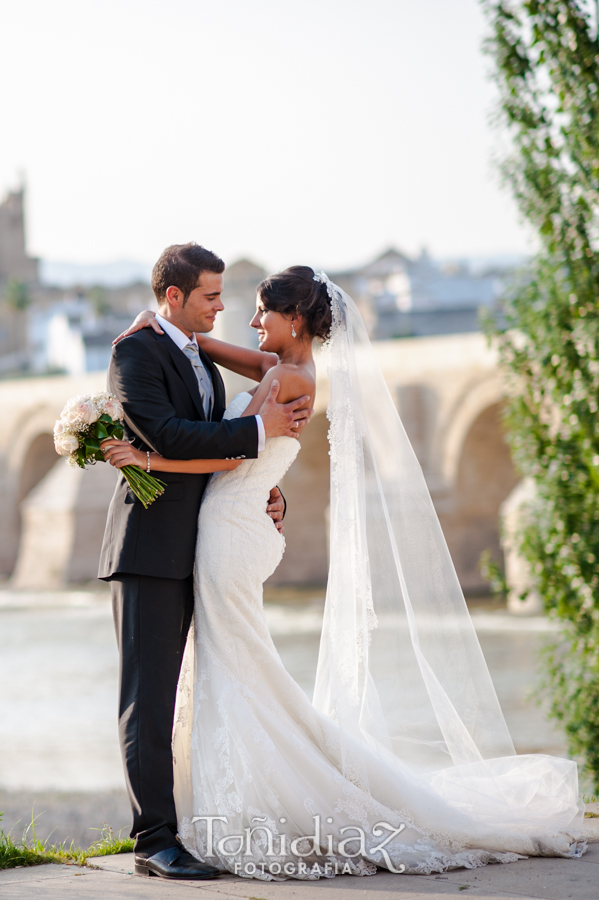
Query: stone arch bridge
0 333 518 593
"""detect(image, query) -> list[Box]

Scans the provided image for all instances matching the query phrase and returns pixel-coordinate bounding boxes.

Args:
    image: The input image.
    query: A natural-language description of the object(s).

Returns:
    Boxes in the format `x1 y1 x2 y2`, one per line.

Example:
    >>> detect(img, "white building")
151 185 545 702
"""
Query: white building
29 296 136 375
331 248 508 339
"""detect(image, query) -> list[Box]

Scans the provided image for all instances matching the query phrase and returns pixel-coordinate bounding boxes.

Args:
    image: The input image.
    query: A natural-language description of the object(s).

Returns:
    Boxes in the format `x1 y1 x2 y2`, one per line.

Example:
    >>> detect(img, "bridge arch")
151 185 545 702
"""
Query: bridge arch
0 371 106 579
1 406 60 576
18 431 57 504
440 400 520 593
436 372 506 490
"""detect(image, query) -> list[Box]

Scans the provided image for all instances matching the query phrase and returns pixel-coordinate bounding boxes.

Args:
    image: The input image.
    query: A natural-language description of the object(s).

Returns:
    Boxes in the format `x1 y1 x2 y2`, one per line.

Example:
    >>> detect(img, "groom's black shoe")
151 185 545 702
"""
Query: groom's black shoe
135 847 221 880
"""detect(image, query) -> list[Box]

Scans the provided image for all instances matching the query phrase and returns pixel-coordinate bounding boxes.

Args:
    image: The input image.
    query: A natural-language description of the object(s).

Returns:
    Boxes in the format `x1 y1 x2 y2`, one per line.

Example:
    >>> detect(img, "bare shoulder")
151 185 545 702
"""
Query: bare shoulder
241 361 315 420
260 364 314 405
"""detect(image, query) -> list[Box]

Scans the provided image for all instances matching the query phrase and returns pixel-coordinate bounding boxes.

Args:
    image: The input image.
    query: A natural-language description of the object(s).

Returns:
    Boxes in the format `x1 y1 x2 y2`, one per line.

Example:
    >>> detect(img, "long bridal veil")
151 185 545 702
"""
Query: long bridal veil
172 274 586 868
312 275 584 843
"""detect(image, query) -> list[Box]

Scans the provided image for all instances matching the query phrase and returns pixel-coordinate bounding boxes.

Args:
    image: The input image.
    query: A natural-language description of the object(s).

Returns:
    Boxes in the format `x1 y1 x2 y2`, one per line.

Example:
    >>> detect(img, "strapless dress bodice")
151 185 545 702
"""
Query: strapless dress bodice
202 391 300 503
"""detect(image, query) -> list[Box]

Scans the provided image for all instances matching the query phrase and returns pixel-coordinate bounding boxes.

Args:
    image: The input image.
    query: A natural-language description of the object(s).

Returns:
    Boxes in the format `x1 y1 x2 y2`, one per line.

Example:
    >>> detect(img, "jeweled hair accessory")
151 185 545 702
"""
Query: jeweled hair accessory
313 271 338 302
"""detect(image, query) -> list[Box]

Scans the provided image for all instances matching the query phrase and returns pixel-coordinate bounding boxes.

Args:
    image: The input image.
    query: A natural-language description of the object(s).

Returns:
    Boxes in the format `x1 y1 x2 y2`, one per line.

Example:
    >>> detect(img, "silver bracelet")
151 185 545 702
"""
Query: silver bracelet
146 451 151 473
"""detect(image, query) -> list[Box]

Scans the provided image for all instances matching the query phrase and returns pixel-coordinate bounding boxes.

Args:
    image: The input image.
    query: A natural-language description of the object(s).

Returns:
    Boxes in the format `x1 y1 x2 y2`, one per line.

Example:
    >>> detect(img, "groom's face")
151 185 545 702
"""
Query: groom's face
163 271 224 336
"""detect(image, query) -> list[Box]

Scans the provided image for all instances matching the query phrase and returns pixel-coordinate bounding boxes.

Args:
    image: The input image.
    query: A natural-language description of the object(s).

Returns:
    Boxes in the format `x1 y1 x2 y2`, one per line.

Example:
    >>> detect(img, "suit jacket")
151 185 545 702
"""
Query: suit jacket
98 327 258 580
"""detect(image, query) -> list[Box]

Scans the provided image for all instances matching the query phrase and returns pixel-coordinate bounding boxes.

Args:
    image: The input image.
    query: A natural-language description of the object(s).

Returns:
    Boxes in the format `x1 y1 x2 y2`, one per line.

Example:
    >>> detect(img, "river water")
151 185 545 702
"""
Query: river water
0 588 569 793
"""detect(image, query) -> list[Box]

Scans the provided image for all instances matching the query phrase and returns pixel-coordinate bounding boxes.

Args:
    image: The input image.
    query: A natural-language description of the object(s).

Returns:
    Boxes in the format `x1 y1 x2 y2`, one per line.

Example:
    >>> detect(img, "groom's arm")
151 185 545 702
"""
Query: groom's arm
109 337 258 460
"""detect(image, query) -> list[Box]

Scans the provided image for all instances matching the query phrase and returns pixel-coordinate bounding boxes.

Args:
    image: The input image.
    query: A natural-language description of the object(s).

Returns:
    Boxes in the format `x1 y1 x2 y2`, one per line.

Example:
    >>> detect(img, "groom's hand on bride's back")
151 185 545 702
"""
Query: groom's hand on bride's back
259 380 312 439
267 486 285 534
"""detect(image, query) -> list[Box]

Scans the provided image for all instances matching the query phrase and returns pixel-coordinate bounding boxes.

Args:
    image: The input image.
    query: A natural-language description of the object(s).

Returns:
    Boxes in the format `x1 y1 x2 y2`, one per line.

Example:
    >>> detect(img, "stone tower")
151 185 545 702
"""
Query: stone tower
0 186 39 284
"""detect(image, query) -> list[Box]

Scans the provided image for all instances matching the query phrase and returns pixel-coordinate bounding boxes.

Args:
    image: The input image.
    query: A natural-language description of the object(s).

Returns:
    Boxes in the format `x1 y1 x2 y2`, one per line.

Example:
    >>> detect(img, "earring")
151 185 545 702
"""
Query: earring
291 323 297 338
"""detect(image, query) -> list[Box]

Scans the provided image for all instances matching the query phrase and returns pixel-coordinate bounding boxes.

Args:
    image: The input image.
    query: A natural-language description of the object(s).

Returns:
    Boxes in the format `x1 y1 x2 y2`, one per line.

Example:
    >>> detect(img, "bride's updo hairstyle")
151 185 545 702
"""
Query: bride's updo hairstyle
257 266 332 341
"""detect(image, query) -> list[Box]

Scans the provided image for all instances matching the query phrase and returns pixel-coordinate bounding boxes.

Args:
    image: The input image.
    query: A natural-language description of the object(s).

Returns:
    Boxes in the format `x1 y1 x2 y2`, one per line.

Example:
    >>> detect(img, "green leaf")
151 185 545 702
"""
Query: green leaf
84 437 101 453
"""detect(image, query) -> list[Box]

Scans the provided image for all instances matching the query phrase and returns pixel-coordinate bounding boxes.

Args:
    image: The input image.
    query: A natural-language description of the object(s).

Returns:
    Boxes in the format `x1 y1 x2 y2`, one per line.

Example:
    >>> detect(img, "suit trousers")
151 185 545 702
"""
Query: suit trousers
110 573 194 856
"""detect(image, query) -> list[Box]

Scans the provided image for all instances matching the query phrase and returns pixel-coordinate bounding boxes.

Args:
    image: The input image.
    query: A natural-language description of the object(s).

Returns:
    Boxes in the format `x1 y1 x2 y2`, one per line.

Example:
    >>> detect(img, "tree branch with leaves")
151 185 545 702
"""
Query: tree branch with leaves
482 0 599 786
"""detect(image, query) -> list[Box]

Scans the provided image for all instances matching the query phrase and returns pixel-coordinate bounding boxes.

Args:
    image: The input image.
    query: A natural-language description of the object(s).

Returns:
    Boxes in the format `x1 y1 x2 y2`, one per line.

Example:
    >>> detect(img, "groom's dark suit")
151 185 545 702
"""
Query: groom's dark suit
99 327 258 856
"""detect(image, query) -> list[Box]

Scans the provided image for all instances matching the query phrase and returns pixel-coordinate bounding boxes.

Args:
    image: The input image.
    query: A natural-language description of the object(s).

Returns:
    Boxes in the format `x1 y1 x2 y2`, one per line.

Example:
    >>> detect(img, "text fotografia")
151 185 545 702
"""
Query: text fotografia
234 860 366 878
190 815 406 874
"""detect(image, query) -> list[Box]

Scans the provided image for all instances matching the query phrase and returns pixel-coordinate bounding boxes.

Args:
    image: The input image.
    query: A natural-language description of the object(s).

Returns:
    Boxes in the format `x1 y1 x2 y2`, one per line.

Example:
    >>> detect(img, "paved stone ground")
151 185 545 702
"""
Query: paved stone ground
1 814 598 900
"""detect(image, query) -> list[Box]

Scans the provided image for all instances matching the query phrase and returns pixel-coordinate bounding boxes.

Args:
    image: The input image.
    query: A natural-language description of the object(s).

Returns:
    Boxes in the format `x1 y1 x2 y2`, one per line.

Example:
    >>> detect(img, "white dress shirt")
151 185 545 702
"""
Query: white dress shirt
155 312 265 451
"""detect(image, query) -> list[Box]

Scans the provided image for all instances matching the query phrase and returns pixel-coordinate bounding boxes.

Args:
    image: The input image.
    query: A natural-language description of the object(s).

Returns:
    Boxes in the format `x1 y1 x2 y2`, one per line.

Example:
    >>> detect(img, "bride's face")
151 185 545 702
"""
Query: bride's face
250 295 295 353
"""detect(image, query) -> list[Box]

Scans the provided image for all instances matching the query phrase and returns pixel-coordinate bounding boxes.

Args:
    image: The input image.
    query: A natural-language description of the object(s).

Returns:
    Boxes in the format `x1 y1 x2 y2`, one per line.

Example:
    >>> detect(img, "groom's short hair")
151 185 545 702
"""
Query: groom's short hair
152 243 225 306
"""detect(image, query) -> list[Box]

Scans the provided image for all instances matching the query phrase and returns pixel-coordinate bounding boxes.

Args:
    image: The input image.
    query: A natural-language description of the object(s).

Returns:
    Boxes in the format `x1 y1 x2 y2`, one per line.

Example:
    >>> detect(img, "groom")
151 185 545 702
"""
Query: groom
98 243 310 881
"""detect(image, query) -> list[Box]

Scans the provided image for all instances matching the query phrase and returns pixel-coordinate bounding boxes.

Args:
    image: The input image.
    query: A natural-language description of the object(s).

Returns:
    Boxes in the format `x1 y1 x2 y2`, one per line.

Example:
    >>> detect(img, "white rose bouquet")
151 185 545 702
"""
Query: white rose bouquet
54 391 166 508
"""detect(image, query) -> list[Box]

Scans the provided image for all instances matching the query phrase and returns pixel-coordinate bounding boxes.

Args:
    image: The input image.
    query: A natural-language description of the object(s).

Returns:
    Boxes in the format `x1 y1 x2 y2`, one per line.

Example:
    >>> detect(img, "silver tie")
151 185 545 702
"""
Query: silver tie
182 343 213 419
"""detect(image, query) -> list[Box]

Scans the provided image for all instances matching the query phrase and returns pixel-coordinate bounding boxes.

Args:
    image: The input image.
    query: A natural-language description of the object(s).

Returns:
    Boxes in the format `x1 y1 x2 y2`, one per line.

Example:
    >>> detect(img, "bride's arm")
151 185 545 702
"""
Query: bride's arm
196 334 278 382
112 310 278 382
100 439 243 473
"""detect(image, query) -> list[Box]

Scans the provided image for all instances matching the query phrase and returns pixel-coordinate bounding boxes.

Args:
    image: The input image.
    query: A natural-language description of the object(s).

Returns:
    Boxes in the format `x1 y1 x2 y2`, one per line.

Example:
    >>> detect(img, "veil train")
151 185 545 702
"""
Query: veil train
313 275 584 841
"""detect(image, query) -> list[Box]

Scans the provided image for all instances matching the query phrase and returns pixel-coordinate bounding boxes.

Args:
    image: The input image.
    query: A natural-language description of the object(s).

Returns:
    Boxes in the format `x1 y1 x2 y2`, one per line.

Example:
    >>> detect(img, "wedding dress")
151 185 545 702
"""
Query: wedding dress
172 281 587 882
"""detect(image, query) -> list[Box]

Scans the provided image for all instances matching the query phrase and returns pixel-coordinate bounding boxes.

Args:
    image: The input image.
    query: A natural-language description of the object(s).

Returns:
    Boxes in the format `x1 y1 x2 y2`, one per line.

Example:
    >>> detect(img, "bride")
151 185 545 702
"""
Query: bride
105 266 587 880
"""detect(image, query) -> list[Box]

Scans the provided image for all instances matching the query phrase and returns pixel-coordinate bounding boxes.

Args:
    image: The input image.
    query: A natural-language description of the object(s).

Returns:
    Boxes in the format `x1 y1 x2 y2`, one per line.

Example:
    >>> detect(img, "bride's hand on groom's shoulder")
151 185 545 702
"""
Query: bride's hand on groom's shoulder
113 310 163 345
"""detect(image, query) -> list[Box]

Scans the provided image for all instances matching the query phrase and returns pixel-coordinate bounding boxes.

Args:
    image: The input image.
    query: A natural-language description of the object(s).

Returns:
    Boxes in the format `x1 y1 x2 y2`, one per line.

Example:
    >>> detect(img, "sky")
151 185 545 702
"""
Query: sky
1 0 534 273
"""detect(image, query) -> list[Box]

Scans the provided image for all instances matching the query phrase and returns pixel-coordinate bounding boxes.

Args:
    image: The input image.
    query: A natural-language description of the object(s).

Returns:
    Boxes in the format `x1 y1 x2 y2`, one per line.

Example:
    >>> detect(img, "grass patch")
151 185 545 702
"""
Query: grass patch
0 813 134 870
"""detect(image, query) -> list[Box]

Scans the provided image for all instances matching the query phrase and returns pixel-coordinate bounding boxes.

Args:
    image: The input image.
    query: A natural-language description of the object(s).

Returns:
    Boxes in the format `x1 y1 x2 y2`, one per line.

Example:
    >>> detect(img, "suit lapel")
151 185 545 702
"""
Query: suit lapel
155 332 206 421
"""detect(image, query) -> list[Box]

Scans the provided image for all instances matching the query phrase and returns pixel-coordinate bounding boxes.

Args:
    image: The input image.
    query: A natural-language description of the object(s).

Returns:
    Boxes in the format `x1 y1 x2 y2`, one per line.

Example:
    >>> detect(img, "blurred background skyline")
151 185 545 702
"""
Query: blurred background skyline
2 0 532 278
